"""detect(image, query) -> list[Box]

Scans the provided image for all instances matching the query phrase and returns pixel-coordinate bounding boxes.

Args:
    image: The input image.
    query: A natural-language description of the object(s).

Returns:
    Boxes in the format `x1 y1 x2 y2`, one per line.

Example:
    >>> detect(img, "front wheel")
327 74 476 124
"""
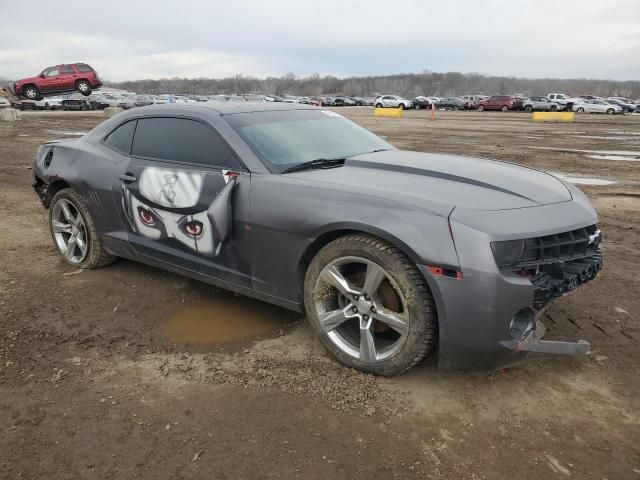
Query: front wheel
23 85 39 100
550 105 558 112
478 105 485 111
375 103 383 108
501 105 509 112
577 107 585 113
606 108 615 115
49 189 116 269
304 234 437 376
524 105 533 113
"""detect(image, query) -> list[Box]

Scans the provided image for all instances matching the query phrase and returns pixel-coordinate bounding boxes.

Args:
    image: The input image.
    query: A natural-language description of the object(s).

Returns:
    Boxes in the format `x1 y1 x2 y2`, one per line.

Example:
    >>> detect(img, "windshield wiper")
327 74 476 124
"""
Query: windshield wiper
281 157 346 174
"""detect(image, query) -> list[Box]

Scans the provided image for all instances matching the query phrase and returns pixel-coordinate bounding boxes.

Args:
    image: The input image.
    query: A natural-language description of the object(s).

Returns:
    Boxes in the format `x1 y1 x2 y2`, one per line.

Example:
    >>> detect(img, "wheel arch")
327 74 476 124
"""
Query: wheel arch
43 178 73 208
296 223 428 300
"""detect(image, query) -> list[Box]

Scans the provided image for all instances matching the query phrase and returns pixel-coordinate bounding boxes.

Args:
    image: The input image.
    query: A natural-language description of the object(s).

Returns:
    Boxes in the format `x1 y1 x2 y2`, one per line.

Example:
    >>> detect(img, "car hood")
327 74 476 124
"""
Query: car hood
16 75 40 85
289 150 572 213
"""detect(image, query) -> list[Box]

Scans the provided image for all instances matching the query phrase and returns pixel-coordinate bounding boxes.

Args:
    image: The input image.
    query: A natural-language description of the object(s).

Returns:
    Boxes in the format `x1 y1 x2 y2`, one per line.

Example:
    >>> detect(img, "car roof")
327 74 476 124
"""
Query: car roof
133 101 318 115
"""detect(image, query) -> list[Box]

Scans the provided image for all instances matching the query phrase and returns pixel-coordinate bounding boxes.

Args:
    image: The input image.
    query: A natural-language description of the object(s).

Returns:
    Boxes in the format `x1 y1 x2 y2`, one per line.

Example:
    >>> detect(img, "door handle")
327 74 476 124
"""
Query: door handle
118 173 137 183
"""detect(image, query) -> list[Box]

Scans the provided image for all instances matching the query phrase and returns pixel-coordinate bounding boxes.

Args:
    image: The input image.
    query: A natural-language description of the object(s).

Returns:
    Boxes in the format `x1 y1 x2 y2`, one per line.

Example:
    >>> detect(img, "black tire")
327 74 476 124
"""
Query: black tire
76 80 92 96
414 104 420 110
550 105 558 112
524 105 533 113
606 108 614 115
478 104 485 112
501 105 508 112
375 103 383 109
577 107 585 113
23 85 39 100
48 188 116 269
304 234 437 376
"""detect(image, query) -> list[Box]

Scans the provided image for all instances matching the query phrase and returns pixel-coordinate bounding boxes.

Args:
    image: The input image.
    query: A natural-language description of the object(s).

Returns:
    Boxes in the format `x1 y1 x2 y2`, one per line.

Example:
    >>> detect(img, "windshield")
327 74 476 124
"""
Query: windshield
223 109 393 173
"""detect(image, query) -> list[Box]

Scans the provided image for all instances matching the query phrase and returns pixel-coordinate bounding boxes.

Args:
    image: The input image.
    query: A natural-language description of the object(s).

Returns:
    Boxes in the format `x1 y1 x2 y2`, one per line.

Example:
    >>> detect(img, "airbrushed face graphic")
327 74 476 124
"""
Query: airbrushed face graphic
122 167 226 256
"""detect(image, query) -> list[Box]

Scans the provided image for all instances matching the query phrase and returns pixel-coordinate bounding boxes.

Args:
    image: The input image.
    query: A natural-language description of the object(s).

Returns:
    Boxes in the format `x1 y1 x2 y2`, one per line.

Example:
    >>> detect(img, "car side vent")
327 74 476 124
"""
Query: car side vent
44 148 54 168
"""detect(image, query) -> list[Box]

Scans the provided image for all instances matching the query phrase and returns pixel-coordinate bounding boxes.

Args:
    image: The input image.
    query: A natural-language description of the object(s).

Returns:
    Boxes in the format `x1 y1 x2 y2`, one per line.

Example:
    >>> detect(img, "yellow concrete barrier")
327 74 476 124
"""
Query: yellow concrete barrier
374 107 403 118
531 111 575 122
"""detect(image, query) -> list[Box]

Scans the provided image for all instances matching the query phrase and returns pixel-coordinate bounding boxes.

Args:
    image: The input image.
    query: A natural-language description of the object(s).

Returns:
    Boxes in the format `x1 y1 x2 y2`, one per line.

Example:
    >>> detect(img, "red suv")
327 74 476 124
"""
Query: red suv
14 63 102 100
476 95 516 112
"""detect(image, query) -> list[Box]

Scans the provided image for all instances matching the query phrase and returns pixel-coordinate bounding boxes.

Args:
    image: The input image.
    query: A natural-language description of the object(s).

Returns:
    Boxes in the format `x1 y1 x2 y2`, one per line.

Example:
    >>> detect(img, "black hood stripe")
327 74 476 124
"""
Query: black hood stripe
346 159 535 203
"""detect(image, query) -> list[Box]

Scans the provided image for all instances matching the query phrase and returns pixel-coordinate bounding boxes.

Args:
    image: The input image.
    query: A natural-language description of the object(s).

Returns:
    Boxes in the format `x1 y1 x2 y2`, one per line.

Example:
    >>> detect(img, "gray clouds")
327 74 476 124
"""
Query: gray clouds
0 0 638 81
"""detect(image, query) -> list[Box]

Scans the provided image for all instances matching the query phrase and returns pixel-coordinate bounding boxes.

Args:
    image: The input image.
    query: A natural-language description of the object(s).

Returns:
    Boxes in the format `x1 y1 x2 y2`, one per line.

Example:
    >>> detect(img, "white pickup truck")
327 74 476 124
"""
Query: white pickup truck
547 93 581 110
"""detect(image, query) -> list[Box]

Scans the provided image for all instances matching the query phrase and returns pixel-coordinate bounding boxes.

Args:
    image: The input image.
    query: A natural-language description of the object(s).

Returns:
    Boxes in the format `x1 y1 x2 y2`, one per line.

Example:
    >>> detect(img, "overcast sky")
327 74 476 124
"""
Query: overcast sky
1 0 639 82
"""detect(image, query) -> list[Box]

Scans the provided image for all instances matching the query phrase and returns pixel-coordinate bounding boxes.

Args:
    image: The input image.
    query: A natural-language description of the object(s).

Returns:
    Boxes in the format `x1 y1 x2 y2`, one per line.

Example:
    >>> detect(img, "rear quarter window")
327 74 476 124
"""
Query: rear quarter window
131 117 241 169
75 64 94 73
104 120 137 154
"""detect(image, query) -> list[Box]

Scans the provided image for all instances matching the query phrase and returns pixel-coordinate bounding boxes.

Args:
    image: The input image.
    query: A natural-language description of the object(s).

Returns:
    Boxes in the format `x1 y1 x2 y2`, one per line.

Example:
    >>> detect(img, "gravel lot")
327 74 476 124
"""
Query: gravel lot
1 108 639 479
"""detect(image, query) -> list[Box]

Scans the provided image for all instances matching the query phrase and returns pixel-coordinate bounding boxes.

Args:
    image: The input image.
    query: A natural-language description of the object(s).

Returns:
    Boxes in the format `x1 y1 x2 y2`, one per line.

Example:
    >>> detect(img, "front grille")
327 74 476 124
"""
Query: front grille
519 224 601 267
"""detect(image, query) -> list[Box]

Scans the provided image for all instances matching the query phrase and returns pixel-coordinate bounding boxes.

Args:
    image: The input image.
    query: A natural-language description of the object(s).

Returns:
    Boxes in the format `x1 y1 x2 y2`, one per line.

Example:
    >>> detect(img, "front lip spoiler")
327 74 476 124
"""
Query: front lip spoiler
500 320 591 356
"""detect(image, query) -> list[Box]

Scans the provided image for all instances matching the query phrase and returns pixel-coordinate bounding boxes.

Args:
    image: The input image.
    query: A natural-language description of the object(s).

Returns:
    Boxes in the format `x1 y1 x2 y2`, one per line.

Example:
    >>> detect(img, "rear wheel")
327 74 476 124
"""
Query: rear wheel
304 234 437 376
577 107 585 113
606 108 615 115
550 105 558 112
49 188 116 269
501 105 509 112
375 103 383 109
478 105 485 112
77 80 91 96
524 105 533 113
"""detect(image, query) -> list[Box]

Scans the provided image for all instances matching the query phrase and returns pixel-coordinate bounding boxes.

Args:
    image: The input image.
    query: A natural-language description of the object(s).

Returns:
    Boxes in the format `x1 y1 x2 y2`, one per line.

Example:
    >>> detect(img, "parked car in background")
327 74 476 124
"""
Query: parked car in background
154 94 176 104
522 97 561 112
578 95 600 101
547 93 581 110
35 96 63 110
348 96 367 106
436 97 466 110
12 100 38 110
374 95 413 109
88 93 112 110
332 96 356 106
412 96 434 109
14 63 102 100
573 99 622 114
476 95 516 111
62 96 92 111
461 95 488 109
606 98 638 113
118 95 155 109
264 95 284 102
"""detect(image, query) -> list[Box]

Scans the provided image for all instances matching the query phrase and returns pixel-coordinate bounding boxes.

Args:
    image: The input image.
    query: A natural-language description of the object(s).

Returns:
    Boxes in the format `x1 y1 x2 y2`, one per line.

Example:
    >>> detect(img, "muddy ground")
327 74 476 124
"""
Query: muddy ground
1 109 639 479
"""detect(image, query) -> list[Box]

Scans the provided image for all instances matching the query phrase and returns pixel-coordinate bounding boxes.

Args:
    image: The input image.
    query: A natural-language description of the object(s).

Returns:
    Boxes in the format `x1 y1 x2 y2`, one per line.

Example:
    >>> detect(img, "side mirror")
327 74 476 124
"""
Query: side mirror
40 74 46 78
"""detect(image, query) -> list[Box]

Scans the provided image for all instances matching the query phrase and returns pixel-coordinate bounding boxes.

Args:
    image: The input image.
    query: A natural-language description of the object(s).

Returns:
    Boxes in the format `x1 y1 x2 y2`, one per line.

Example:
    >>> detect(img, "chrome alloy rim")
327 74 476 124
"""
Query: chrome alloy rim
313 256 409 363
51 199 88 264
78 82 89 92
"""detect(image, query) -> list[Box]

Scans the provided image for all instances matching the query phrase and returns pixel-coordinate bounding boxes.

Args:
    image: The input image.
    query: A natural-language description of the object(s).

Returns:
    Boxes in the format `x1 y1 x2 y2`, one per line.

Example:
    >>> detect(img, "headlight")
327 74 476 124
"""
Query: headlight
491 240 526 267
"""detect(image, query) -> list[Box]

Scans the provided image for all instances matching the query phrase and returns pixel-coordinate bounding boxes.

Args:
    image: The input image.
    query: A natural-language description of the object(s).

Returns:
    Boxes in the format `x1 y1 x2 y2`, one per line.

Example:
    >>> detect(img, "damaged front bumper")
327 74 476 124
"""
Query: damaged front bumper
422 197 602 370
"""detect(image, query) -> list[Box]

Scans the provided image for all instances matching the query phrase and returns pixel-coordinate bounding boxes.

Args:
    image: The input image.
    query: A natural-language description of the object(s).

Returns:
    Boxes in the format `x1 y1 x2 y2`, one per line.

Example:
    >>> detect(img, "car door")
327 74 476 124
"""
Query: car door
111 115 253 288
59 65 76 91
39 66 61 93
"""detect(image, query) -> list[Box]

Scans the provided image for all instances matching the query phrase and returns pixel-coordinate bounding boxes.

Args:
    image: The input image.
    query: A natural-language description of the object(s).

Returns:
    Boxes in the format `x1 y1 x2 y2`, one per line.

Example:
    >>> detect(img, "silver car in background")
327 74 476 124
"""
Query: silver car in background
573 99 622 114
374 95 413 109
522 96 562 112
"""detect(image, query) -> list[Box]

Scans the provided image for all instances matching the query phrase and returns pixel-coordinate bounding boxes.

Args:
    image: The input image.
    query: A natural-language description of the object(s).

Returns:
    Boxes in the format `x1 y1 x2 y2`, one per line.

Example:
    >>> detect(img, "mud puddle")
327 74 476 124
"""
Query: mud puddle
164 294 300 347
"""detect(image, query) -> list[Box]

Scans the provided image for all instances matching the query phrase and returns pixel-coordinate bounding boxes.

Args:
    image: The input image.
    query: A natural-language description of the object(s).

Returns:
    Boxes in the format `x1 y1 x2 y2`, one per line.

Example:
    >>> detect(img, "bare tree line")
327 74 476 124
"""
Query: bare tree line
106 71 640 98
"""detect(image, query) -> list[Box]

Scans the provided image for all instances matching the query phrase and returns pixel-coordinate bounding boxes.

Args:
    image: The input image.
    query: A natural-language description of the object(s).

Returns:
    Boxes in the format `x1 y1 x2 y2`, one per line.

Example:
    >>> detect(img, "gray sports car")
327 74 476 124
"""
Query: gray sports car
32 103 603 375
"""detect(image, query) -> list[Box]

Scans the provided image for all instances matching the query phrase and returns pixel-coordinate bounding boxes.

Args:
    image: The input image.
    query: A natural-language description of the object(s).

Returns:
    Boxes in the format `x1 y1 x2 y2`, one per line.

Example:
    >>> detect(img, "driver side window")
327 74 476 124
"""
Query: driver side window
43 67 59 78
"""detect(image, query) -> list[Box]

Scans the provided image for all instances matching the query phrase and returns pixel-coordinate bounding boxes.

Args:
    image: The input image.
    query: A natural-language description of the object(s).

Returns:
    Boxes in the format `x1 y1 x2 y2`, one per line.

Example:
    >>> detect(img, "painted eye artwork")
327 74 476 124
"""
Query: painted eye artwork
137 207 156 225
184 220 203 237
